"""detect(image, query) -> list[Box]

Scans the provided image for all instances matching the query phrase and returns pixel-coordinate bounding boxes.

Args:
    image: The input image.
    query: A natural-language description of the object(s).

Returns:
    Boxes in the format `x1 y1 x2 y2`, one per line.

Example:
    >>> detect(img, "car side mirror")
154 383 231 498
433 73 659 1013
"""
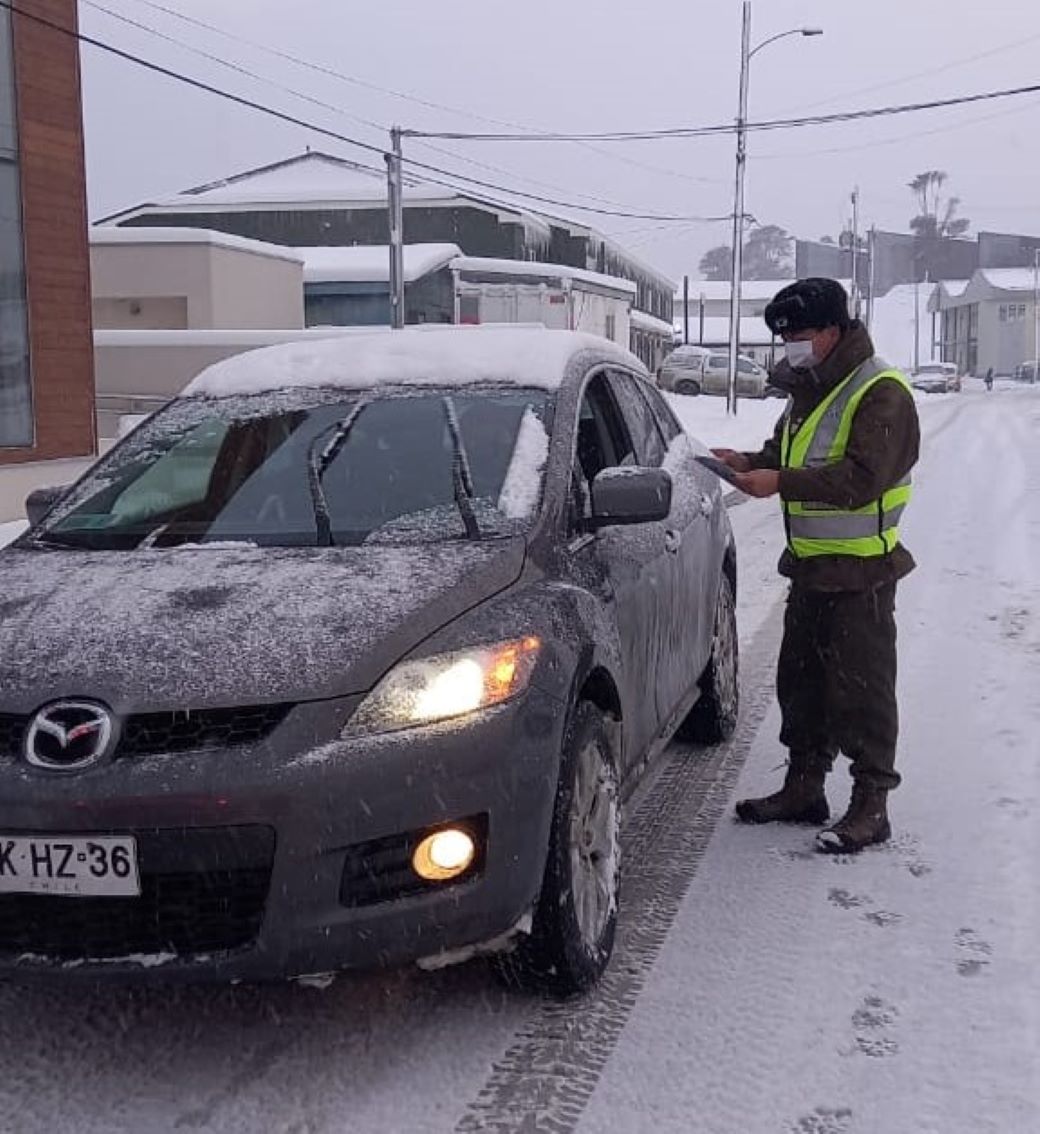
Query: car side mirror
25 485 69 528
590 467 672 528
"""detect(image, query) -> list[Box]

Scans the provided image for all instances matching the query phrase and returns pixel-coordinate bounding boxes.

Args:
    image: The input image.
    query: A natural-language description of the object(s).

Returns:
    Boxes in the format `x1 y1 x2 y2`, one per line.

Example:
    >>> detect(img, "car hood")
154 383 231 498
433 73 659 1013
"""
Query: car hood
0 540 526 713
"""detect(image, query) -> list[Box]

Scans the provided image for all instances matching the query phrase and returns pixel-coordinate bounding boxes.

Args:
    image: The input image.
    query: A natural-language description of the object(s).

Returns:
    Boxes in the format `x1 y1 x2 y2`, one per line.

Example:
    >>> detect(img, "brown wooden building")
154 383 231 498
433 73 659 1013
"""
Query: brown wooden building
0 0 94 465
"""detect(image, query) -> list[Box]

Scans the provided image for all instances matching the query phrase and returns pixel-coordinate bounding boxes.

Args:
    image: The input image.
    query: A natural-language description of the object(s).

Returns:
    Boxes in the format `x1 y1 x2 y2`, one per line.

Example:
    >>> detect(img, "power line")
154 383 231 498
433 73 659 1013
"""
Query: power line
84 0 700 218
83 0 386 132
750 95 1040 163
125 0 726 188
776 30 1040 117
1 0 726 224
406 81 1040 142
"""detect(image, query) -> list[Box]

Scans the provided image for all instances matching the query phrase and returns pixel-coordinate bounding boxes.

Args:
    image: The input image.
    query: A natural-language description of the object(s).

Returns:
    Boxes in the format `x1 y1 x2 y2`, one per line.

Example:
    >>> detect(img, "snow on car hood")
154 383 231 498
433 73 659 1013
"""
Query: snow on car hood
0 540 526 714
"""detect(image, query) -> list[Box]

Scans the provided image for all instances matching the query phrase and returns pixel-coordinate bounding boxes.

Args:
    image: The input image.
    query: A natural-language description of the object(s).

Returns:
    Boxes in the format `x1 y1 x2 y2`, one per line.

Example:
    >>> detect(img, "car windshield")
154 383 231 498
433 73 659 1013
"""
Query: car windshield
33 387 553 550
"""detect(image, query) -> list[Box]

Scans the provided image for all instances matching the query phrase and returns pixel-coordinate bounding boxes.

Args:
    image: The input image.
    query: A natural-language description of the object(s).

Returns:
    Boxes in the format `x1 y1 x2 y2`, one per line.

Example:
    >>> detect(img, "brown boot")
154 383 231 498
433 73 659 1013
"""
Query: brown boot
816 783 891 854
735 760 830 825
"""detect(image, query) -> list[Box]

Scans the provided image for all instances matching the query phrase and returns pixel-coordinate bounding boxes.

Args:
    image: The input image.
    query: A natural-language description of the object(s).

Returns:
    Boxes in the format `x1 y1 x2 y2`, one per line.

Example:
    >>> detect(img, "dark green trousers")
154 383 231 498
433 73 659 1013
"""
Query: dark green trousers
777 582 901 792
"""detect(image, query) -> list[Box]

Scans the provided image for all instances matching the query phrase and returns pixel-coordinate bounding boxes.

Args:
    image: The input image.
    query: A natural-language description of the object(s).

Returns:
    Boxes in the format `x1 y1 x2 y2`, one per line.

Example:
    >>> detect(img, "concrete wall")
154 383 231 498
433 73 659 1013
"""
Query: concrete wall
93 328 370 401
89 242 305 330
209 245 304 329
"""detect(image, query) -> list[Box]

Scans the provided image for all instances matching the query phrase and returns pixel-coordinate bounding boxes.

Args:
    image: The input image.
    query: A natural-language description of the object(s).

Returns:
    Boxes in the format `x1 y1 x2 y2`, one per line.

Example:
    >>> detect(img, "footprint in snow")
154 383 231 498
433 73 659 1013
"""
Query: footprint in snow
827 888 870 910
845 994 900 1059
955 928 993 977
789 1106 853 1134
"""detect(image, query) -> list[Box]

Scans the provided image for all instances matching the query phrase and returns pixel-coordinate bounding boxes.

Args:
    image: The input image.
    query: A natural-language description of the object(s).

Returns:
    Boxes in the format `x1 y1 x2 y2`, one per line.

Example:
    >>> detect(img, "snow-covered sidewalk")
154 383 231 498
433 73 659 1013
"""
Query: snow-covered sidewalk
576 386 1040 1133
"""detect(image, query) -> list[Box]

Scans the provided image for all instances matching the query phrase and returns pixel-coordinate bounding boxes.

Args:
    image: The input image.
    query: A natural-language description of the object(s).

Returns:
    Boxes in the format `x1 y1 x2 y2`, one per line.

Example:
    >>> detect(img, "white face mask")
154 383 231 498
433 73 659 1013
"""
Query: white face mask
784 339 818 370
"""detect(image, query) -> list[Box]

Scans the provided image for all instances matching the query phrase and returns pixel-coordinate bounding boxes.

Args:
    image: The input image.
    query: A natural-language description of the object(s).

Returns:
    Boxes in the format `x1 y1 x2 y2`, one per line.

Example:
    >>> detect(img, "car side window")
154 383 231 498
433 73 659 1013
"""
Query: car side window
609 371 667 468
737 358 757 374
573 373 637 522
638 382 683 445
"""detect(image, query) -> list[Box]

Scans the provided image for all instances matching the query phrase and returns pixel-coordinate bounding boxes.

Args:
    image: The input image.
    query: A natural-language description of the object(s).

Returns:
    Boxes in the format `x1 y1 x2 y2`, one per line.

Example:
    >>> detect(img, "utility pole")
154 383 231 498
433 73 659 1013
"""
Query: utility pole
1033 248 1039 383
683 275 690 345
849 187 860 318
866 225 877 330
726 2 752 417
386 126 405 330
913 278 921 373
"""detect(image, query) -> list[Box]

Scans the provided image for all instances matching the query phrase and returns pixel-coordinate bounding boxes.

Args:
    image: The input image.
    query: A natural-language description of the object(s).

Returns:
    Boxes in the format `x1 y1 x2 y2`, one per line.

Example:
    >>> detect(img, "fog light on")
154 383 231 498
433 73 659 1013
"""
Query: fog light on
412 828 476 882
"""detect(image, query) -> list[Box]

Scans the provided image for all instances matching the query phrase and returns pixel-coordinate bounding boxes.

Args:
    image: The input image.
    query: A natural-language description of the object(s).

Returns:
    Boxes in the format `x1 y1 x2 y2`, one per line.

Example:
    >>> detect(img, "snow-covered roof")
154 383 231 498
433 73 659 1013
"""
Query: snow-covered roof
163 153 447 209
673 315 775 346
184 326 643 398
89 225 304 264
299 244 461 284
674 280 796 303
976 268 1038 293
631 309 675 336
94 327 374 349
452 255 638 297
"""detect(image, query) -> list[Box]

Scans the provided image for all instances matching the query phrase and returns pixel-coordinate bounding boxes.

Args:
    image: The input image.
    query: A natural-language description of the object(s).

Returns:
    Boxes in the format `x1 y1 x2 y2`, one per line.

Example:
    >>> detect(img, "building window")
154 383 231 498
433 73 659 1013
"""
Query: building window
605 313 616 342
0 7 32 448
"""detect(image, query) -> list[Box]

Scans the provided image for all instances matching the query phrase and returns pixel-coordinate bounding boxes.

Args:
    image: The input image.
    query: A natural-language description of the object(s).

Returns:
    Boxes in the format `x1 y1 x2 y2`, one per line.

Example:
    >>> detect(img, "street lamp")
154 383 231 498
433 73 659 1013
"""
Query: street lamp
726 5 823 415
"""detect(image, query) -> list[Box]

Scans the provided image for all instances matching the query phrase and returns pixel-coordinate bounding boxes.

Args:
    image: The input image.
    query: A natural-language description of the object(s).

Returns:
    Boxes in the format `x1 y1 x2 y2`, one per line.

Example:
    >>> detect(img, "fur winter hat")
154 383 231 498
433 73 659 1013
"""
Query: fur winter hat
765 278 850 335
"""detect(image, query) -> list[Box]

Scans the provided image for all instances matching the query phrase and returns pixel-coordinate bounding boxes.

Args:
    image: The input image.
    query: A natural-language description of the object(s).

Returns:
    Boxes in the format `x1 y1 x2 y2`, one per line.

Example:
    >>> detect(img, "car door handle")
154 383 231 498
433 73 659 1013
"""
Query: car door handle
664 528 682 554
699 494 715 517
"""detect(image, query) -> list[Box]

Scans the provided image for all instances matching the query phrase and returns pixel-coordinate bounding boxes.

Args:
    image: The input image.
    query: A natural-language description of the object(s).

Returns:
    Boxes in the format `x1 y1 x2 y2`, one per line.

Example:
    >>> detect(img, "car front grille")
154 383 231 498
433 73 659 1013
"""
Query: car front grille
0 714 25 761
0 826 275 962
0 704 293 761
119 704 294 758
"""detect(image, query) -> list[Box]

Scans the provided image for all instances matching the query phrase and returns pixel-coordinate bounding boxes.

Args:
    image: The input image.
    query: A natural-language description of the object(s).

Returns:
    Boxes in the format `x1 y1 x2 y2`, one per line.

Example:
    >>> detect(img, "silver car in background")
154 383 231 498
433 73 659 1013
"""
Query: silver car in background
658 345 771 398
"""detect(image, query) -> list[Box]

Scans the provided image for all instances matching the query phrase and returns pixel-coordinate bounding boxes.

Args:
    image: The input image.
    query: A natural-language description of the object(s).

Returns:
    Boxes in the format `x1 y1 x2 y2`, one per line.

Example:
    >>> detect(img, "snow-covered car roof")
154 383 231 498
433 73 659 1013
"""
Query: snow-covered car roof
183 326 645 398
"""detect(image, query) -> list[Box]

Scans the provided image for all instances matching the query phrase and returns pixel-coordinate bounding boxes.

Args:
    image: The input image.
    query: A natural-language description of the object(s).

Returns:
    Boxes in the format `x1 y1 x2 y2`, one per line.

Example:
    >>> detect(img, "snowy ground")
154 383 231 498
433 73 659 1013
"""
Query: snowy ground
0 388 1036 1133
0 519 27 547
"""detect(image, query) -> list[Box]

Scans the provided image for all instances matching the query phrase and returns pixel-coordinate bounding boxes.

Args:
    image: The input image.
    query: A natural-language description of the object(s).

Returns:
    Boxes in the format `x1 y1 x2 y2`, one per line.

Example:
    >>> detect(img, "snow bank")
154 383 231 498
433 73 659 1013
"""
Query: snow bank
184 327 642 398
666 391 782 452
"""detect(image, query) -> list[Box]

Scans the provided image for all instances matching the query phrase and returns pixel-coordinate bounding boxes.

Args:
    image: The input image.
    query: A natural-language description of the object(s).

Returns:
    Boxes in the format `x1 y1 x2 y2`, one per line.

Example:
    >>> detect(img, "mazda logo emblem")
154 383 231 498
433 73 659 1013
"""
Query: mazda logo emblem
24 701 116 772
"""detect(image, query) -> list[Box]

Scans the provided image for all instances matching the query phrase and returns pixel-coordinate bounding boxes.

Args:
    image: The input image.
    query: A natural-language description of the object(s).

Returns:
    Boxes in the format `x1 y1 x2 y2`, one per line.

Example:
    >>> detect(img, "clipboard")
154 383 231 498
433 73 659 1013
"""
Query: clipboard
694 454 741 487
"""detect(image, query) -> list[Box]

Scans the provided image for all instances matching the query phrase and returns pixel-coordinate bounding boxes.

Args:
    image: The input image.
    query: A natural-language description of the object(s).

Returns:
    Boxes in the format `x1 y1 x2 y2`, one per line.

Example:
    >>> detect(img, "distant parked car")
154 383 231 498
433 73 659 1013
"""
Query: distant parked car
910 362 962 394
1013 362 1037 383
658 346 770 398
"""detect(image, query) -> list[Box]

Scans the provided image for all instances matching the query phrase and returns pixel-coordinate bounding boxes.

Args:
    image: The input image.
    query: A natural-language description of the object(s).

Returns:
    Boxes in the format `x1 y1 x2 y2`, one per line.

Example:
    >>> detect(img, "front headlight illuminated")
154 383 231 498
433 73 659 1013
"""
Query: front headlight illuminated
345 637 542 736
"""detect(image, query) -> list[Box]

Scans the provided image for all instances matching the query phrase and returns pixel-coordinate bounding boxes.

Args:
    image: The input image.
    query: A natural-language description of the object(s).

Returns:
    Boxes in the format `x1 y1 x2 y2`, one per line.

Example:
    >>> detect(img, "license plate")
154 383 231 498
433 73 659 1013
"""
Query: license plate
0 835 140 897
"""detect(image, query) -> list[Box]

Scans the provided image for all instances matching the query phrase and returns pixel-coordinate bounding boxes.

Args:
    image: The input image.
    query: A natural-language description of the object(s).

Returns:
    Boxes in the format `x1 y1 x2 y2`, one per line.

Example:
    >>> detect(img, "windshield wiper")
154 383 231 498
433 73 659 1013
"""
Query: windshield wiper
306 405 364 547
441 397 481 541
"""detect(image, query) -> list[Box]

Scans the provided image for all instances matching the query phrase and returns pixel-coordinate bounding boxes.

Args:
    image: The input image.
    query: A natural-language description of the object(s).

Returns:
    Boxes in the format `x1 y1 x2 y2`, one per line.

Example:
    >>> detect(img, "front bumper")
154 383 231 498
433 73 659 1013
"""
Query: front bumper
0 688 565 983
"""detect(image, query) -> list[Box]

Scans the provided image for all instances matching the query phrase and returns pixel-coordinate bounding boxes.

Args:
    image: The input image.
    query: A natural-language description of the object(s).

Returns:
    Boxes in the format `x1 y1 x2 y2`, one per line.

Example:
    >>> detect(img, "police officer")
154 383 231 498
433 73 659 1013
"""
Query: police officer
712 279 920 853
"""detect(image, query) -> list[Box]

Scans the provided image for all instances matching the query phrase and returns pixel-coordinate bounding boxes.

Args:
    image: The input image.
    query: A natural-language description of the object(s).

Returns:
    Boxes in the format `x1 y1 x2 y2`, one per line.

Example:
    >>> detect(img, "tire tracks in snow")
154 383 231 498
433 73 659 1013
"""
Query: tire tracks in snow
455 599 785 1134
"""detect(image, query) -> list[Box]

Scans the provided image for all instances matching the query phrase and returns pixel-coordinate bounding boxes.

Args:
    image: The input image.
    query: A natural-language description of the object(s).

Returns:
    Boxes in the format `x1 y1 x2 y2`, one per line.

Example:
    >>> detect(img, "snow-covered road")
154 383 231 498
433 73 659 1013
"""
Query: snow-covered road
1 389 1036 1133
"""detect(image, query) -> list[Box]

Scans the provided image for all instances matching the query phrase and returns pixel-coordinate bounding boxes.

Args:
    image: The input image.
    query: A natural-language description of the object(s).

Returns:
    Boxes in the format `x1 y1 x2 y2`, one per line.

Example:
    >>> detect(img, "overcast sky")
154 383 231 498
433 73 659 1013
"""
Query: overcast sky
78 0 1040 281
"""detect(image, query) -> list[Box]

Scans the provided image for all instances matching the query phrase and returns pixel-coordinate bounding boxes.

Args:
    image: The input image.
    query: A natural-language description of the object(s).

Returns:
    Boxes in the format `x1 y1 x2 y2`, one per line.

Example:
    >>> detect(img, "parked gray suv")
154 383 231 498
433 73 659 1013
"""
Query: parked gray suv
0 328 737 993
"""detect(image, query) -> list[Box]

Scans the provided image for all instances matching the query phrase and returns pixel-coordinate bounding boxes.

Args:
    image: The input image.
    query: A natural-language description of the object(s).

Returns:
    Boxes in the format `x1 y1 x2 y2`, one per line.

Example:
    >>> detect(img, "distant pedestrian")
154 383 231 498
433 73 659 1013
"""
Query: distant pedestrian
711 279 921 854
984 368 994 391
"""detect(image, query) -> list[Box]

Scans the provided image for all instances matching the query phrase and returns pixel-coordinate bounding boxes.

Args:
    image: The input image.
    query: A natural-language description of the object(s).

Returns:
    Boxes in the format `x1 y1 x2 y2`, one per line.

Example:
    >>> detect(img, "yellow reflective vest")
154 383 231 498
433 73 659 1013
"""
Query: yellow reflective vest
780 356 913 559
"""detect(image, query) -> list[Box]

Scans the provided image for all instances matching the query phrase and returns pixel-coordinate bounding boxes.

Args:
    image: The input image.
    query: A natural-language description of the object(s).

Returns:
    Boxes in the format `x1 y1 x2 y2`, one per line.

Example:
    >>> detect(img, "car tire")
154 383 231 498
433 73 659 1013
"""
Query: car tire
493 701 620 995
675 379 701 396
676 571 739 745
